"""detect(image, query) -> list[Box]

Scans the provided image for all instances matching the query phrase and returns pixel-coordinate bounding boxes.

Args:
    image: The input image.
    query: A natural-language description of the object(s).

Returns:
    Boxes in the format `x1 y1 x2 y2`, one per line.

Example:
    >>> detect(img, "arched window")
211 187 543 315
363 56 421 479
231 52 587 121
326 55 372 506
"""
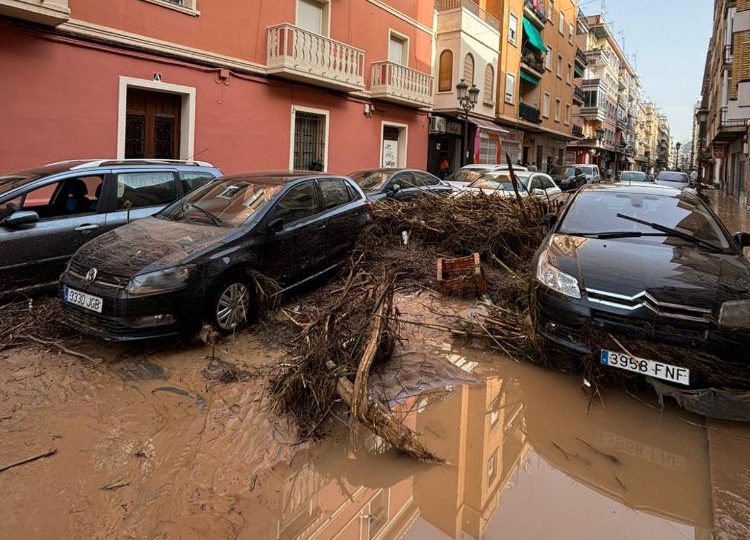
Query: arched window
438 50 453 92
484 64 494 102
463 53 475 84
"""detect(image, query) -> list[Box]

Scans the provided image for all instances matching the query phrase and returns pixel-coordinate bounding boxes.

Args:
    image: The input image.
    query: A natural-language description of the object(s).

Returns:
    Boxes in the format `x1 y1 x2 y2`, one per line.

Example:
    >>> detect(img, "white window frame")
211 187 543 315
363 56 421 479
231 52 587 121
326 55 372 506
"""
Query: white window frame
566 63 572 84
559 10 565 34
565 103 571 125
289 105 330 171
545 46 552 70
388 29 410 65
568 22 574 43
505 73 516 104
557 54 563 78
508 13 519 46
139 0 199 16
554 98 560 122
296 0 331 36
543 93 550 118
380 121 408 168
117 76 196 160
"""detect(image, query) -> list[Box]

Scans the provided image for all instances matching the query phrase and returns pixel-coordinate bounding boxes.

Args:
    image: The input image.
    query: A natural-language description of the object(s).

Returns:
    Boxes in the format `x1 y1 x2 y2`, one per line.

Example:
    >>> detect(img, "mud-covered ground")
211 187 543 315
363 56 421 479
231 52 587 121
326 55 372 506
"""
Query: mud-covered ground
0 190 748 539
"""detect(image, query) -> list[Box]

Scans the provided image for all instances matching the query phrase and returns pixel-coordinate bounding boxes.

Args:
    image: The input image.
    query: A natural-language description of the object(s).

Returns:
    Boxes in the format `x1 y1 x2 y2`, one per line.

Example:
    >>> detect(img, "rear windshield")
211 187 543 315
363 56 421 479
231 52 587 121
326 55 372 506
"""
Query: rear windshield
469 172 530 191
656 171 689 183
560 191 730 248
620 171 648 182
448 167 493 183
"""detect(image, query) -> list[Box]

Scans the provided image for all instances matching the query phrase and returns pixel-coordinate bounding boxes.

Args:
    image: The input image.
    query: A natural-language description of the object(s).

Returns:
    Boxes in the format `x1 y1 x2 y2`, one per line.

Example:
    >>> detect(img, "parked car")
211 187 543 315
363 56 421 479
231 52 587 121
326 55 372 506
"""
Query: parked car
532 183 750 411
618 170 652 183
444 164 529 188
0 159 222 299
550 165 587 191
454 170 563 205
59 172 369 341
578 164 601 184
655 170 691 190
348 168 453 201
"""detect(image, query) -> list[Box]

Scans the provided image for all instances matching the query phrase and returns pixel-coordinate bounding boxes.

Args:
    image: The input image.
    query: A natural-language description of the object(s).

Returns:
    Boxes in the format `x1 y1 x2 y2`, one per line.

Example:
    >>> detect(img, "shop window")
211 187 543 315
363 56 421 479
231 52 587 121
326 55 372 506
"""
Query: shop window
464 53 475 85
478 133 498 164
484 65 495 104
293 109 327 171
438 50 453 92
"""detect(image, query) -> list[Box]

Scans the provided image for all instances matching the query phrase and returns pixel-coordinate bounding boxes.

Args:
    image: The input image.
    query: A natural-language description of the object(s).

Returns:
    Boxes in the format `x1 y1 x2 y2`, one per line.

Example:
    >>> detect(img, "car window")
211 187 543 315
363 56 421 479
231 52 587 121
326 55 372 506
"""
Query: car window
391 172 416 189
529 176 542 191
540 176 554 189
414 171 440 187
318 178 352 210
448 168 493 183
15 175 103 220
116 172 177 209
345 181 362 201
560 191 730 248
268 182 319 224
180 172 215 194
0 196 22 221
656 171 689 183
349 171 390 193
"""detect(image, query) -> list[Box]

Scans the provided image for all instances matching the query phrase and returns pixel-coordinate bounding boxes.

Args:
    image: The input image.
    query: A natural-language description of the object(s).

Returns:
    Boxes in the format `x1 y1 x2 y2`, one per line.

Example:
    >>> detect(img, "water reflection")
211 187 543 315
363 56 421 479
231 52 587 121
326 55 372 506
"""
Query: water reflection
246 352 714 540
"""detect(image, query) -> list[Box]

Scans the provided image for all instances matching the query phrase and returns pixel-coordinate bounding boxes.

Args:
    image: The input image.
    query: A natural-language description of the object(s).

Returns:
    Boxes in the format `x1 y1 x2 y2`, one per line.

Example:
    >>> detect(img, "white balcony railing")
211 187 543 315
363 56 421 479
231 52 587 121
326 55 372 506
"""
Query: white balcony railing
370 61 433 108
0 0 70 26
267 23 365 92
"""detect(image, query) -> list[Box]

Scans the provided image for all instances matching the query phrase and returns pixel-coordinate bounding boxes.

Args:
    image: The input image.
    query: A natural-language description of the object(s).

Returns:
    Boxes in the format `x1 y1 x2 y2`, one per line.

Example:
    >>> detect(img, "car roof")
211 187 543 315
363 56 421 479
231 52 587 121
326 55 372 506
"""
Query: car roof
218 171 345 185
3 159 218 178
579 183 682 196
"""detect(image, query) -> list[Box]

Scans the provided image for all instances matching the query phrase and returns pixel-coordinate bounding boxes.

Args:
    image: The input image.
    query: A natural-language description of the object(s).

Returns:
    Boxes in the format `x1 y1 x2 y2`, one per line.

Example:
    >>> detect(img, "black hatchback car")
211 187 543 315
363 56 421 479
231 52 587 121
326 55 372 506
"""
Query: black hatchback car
0 159 222 298
550 165 587 191
59 172 369 341
348 168 453 201
533 184 750 397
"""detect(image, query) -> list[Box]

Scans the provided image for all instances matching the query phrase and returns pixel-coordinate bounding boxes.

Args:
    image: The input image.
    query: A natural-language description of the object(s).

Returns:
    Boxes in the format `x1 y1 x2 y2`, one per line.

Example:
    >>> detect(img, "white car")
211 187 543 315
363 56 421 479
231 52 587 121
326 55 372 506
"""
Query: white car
453 170 563 204
445 164 529 189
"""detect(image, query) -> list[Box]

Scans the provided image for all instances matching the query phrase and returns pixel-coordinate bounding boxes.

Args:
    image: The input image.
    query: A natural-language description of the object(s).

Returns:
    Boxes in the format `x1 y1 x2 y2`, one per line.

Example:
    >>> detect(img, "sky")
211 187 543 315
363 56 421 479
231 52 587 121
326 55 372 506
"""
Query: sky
578 0 714 143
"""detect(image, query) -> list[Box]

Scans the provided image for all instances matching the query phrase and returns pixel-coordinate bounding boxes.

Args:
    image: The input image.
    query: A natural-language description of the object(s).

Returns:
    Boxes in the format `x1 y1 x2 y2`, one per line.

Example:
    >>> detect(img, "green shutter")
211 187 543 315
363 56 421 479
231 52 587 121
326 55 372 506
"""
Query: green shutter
520 70 540 85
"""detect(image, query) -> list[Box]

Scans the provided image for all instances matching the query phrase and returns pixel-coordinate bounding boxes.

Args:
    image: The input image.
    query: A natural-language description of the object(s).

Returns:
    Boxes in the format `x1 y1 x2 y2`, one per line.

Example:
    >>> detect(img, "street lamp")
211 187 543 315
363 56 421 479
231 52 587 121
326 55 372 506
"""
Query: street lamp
595 128 605 169
456 78 480 166
645 150 651 173
675 142 681 170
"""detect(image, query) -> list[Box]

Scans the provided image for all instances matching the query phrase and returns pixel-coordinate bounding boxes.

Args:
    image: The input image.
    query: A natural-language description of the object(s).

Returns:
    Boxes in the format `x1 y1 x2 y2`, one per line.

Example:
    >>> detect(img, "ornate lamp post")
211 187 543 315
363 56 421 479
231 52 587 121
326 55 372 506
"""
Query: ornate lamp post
595 127 605 169
695 108 709 183
456 79 480 166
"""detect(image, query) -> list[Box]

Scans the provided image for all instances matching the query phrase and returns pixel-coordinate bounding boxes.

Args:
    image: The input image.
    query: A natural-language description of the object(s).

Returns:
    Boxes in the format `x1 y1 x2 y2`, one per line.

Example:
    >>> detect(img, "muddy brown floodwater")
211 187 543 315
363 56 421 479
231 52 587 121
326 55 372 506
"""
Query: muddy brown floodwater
2 193 750 540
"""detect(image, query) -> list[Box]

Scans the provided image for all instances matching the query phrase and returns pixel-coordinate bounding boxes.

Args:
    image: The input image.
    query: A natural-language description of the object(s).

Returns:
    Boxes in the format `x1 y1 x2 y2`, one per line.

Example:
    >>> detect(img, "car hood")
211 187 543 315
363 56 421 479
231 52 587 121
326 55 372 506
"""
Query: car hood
547 234 750 309
73 217 238 277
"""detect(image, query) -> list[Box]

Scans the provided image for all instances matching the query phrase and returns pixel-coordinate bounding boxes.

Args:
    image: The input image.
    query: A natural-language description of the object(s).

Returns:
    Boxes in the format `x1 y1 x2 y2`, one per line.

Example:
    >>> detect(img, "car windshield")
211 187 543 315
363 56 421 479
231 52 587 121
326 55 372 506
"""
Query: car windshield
559 191 730 249
349 170 391 192
551 166 576 177
581 166 595 175
469 172 530 191
158 178 284 227
0 173 39 198
656 171 689 183
620 171 648 182
448 167 494 183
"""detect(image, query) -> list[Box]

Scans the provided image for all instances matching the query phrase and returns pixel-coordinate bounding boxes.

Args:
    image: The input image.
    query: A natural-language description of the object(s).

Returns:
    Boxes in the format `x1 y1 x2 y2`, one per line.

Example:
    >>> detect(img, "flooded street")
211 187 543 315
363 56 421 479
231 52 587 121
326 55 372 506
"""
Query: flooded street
1 285 745 539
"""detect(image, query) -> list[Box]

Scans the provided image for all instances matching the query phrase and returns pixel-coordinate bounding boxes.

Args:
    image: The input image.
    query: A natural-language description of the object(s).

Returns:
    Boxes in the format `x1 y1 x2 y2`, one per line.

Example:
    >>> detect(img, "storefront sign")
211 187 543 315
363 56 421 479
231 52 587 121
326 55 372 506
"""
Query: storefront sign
446 121 462 135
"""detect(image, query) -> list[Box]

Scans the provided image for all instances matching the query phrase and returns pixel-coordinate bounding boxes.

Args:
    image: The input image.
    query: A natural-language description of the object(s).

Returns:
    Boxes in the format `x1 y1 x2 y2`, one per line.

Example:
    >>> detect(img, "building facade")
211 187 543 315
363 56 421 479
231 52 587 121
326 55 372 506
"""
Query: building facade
0 0 435 175
698 0 750 207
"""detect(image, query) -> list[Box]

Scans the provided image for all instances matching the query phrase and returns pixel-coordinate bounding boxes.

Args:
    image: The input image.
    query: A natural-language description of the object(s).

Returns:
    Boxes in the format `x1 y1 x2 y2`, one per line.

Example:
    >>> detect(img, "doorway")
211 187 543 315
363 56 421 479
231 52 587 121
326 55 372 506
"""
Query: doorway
125 88 182 159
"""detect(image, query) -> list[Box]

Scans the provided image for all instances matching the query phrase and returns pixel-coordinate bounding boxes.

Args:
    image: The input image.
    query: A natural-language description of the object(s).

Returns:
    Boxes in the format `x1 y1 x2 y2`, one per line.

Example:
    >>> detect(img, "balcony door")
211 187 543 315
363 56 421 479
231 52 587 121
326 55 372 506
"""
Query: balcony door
125 88 181 160
297 0 328 35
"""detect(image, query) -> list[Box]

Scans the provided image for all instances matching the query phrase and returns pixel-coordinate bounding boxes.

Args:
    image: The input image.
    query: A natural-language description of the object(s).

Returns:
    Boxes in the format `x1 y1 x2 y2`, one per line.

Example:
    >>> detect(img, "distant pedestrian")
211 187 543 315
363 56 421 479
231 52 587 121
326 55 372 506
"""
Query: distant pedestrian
439 155 450 179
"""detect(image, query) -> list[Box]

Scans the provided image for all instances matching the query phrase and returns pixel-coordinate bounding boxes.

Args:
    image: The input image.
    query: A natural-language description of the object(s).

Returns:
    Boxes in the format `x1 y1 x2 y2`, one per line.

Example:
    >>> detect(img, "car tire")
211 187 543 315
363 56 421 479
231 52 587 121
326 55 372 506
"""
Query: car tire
208 275 257 335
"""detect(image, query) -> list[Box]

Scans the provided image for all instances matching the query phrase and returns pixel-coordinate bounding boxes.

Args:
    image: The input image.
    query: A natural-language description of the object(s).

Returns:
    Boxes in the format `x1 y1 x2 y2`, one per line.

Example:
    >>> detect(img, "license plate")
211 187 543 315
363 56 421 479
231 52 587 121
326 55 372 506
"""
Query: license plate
601 349 690 386
64 286 103 313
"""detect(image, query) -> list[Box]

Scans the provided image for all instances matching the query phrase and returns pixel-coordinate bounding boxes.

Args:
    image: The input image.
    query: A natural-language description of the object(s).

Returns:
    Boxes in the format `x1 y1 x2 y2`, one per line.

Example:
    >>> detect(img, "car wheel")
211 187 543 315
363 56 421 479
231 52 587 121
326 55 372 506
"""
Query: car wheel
210 278 254 334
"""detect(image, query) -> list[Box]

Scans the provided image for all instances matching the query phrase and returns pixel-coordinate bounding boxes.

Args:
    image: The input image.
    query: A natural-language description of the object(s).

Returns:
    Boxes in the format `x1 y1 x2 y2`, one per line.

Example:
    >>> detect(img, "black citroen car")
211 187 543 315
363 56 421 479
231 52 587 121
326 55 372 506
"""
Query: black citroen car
532 184 750 398
348 168 453 201
59 172 369 341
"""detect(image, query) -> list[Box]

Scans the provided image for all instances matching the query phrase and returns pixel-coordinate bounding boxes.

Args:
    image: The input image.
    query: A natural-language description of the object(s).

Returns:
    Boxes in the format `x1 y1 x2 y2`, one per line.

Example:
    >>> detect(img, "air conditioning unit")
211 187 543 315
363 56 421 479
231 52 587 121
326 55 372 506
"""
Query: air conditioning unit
430 116 447 134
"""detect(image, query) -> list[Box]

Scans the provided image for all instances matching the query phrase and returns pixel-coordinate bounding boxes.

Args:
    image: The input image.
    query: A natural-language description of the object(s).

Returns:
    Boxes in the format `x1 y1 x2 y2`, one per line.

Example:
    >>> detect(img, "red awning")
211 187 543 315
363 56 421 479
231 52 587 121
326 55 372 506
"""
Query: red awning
470 117 509 136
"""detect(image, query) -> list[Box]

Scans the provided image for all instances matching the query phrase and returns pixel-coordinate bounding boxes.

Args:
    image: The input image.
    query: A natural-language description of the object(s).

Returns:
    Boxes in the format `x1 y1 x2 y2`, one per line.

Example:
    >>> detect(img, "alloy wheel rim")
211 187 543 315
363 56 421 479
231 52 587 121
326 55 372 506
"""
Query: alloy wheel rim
216 283 250 331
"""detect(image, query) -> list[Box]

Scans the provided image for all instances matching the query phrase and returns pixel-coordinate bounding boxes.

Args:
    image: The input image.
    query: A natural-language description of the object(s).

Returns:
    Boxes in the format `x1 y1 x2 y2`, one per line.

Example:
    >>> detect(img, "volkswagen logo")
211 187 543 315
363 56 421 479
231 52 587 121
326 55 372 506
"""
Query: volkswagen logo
85 268 98 284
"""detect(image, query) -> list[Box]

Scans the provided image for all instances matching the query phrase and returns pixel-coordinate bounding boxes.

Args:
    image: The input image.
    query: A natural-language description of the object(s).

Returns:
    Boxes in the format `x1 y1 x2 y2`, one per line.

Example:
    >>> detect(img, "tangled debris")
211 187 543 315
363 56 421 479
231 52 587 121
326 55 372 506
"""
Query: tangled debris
0 298 64 354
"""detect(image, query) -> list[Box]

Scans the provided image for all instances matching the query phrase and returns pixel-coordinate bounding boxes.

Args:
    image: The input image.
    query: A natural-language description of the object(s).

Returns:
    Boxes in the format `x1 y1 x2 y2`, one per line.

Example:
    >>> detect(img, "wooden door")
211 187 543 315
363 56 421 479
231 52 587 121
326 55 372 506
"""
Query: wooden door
125 89 181 159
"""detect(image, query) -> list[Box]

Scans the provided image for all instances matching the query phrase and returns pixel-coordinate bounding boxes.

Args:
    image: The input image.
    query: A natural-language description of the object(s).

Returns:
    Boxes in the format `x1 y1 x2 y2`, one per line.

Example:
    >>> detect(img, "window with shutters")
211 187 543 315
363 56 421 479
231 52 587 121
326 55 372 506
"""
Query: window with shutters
559 10 564 34
508 13 518 45
484 65 495 104
545 46 552 70
543 93 550 117
296 0 328 35
438 50 453 92
555 98 561 122
463 53 475 84
478 133 498 164
505 73 515 104
388 31 408 65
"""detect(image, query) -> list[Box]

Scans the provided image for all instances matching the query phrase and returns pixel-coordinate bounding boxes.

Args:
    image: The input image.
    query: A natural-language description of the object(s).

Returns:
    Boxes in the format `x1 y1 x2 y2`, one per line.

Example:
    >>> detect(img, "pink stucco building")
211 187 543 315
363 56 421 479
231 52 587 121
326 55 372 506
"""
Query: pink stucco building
0 0 435 175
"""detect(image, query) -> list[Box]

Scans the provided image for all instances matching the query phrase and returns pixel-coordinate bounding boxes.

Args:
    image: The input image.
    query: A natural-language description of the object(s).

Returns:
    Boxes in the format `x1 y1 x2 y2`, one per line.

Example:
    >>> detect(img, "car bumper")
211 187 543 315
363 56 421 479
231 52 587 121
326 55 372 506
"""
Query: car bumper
59 273 199 342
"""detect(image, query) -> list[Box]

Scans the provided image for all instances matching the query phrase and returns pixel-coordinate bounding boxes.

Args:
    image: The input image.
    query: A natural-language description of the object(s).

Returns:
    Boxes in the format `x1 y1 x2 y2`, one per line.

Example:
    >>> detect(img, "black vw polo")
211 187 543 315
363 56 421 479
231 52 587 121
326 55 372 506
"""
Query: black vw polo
532 184 750 415
60 172 369 341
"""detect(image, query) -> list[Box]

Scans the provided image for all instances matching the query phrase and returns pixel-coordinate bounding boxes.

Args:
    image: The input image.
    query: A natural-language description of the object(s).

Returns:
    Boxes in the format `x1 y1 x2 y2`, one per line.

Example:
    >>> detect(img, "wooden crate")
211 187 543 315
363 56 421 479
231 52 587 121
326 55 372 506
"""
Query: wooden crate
436 253 486 297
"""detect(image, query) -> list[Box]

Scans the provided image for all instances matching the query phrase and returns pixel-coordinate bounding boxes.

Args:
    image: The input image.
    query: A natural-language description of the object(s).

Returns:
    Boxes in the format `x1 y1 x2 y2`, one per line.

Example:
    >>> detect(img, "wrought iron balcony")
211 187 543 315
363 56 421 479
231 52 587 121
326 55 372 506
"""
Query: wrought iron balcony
267 23 366 92
523 0 546 28
575 47 588 66
370 61 433 108
521 47 545 76
572 125 584 137
436 0 499 30
519 102 542 124
573 85 585 104
0 0 69 25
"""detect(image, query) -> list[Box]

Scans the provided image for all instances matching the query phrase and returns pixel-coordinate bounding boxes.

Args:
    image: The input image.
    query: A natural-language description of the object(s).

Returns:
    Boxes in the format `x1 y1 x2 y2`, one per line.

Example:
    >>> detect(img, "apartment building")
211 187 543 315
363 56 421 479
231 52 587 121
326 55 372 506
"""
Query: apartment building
0 0 435 174
698 0 750 205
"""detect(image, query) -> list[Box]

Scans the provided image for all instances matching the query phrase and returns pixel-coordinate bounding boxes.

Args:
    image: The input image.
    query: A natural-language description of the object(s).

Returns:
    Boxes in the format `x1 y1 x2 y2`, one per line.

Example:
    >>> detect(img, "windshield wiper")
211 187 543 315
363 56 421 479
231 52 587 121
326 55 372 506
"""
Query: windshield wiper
615 213 724 252
180 202 223 226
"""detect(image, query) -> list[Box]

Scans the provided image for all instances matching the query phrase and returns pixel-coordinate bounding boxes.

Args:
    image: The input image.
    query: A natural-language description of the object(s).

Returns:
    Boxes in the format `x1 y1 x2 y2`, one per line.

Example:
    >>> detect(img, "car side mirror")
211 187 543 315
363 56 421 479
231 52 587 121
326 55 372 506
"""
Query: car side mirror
387 184 401 196
268 217 284 233
543 213 558 231
734 232 750 248
2 210 39 228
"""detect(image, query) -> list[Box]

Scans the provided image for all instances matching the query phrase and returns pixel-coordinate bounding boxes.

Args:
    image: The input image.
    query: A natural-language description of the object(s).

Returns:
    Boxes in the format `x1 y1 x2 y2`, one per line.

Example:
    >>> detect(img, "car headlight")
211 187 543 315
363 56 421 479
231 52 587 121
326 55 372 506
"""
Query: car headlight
536 250 581 299
126 265 194 295
719 299 750 329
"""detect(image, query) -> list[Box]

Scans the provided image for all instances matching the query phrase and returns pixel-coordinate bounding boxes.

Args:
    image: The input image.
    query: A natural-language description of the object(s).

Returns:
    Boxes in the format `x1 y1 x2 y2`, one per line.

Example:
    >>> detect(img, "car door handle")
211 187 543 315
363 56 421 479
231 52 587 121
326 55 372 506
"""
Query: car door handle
75 224 100 232
317 224 327 231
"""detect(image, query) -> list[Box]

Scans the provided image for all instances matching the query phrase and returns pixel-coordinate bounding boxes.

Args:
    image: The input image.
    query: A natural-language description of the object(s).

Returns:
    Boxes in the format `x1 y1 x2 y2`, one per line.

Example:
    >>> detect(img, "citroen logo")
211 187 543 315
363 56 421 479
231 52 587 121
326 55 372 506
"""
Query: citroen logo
85 268 98 284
